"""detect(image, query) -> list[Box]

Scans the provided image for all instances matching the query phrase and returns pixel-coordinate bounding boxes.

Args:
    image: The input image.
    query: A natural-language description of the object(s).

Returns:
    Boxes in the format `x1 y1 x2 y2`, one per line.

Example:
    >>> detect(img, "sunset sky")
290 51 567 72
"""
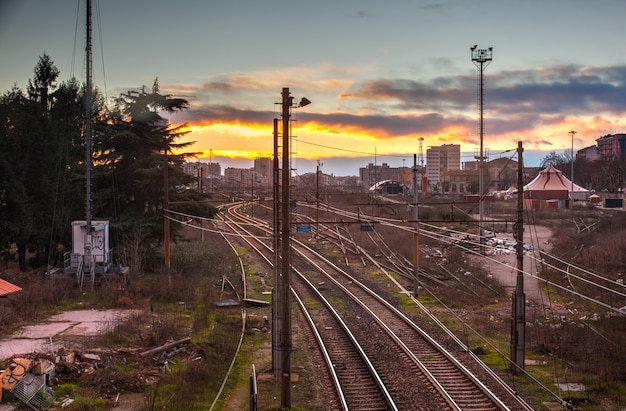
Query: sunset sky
2 0 626 176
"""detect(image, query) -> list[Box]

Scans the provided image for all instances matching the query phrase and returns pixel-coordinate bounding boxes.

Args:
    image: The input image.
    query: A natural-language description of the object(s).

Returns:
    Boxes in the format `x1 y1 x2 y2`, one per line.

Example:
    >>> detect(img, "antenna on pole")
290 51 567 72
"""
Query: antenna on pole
85 0 93 238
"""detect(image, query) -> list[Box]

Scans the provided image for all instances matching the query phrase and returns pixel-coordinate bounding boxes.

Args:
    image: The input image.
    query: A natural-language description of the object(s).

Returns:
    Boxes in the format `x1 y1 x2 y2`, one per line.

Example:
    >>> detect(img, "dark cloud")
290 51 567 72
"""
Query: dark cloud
174 105 275 126
169 63 626 142
489 66 626 115
172 103 471 141
346 64 626 134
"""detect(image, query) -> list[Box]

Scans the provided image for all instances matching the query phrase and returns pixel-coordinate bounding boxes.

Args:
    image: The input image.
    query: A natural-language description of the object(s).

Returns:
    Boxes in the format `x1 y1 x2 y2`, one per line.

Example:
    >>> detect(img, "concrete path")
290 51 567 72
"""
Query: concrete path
471 225 553 306
0 309 140 361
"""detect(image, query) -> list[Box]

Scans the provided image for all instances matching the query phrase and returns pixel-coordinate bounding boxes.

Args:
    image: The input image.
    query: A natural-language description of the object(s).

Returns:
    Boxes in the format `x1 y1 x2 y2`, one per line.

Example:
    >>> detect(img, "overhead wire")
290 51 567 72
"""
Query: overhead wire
302 200 626 313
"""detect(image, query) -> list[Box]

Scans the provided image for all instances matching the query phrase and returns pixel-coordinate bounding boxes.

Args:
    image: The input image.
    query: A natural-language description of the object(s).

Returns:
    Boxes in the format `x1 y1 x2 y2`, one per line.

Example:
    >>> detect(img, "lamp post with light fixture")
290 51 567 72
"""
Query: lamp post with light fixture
274 88 310 409
471 45 492 254
570 130 577 205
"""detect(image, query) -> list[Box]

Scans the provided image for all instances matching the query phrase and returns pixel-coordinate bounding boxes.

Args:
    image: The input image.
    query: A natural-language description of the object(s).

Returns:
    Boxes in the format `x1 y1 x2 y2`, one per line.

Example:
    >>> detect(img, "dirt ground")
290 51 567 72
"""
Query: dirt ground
477 224 554 304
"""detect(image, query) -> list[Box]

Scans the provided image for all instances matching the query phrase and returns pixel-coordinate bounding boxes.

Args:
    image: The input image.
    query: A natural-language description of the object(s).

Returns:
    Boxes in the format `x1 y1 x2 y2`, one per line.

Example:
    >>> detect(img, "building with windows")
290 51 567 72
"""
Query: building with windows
183 161 208 179
441 169 479 194
426 144 460 190
254 157 272 178
359 163 399 187
183 161 221 178
206 162 221 177
596 134 626 161
576 145 601 162
487 157 517 191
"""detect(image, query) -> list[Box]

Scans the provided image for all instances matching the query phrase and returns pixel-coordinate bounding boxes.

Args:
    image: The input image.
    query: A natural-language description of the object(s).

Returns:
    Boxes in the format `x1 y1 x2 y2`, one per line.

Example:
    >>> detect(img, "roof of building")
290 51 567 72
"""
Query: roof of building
0 277 22 297
488 157 518 166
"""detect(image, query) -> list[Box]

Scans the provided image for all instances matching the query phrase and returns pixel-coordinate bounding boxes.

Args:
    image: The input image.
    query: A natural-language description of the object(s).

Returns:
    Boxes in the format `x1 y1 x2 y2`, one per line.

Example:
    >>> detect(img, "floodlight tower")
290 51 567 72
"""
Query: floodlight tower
471 45 493 254
569 130 577 205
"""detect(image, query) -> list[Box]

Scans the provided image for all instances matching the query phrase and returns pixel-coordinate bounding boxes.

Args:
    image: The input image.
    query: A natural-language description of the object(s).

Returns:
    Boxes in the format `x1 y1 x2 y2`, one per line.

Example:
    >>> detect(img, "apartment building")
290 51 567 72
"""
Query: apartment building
426 144 460 190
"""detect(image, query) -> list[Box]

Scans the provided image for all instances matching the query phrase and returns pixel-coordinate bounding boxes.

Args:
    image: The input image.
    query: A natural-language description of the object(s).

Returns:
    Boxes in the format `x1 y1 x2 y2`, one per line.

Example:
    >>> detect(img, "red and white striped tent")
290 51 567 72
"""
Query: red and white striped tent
523 165 589 201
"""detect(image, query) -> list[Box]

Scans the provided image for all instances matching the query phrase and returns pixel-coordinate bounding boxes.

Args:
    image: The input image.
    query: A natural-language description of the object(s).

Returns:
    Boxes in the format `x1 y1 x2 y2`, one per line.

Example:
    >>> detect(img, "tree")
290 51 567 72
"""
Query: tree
101 79 215 271
1 66 216 273
27 53 60 110
539 150 568 168
0 55 97 271
0 81 59 270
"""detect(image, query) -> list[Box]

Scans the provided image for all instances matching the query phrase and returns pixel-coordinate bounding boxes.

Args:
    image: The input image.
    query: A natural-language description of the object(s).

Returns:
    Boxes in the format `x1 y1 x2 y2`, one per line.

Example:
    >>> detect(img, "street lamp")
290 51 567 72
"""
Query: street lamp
570 130 577 205
274 87 310 409
471 45 493 254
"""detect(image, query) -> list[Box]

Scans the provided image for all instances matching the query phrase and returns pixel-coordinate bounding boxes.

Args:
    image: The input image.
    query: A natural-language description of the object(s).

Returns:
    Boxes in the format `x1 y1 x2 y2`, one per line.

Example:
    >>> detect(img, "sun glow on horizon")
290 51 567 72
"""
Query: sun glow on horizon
176 113 626 169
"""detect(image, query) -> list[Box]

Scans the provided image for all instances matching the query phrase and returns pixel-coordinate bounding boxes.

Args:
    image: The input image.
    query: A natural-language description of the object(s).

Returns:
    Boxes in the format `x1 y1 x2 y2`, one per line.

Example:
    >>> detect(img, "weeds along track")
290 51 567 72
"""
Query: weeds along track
292 240 514 410
224 204 395 408
223 203 533 410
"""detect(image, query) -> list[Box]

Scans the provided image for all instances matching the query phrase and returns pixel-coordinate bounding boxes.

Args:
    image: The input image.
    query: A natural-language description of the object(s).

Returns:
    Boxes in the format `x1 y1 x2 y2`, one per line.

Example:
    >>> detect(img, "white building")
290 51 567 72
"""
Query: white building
426 144 460 188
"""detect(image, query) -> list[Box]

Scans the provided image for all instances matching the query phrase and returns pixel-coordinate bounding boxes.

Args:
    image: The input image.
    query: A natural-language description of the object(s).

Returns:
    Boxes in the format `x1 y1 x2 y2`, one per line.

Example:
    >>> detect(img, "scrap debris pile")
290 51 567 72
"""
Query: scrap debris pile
0 337 195 410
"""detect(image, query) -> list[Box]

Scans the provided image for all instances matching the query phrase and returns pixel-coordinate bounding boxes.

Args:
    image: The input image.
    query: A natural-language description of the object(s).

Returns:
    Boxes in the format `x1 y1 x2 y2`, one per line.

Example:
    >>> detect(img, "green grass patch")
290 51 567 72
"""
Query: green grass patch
53 384 108 410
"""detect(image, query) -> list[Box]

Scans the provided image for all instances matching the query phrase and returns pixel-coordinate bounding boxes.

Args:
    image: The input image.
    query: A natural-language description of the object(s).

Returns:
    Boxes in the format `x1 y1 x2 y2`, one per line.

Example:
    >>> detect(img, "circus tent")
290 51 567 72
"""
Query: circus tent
523 165 589 201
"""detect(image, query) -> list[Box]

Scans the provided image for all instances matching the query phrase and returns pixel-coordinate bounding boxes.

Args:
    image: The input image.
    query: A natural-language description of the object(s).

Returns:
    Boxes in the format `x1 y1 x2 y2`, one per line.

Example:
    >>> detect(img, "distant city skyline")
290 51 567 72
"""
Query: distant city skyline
2 1 625 176
193 148 551 178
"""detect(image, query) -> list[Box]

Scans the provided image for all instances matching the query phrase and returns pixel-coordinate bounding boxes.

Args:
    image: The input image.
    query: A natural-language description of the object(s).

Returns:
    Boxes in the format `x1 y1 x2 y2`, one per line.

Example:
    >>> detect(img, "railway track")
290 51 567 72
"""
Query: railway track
221 203 535 410
221 206 397 409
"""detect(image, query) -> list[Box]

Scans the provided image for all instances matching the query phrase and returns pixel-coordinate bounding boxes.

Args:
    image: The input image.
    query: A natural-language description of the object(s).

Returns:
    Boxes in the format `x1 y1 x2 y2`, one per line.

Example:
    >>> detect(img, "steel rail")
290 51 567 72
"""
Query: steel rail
223 204 397 410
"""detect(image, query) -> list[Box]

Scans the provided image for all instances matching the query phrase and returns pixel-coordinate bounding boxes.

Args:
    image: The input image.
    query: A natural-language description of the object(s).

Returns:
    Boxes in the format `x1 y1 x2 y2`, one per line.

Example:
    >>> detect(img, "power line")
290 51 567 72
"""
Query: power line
297 138 409 159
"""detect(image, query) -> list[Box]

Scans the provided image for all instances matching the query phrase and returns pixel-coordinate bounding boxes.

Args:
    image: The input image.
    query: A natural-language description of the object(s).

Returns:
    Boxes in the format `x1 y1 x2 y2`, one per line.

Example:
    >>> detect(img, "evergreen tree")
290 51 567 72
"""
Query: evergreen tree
0 84 52 270
26 53 60 110
102 79 214 271
1 63 216 273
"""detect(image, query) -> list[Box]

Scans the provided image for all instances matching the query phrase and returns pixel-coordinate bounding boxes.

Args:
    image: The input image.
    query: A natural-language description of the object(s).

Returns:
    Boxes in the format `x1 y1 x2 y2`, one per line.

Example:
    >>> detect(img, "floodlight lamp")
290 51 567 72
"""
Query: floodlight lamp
298 97 312 108
471 46 493 63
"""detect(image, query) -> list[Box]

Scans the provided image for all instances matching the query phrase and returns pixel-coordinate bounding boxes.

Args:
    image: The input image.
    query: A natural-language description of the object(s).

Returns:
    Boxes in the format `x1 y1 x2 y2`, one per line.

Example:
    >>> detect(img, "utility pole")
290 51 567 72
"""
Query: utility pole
511 141 525 374
569 130 577 206
272 118 281 376
413 154 420 297
279 88 293 408
418 137 425 195
471 45 493 254
275 88 311 409
316 161 322 238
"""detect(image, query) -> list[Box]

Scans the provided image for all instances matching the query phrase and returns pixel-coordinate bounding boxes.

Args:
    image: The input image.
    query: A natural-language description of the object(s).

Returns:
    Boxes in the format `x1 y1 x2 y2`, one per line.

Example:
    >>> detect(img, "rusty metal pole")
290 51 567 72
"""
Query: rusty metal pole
316 161 321 238
280 88 292 408
413 154 419 297
164 145 170 275
511 141 525 374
